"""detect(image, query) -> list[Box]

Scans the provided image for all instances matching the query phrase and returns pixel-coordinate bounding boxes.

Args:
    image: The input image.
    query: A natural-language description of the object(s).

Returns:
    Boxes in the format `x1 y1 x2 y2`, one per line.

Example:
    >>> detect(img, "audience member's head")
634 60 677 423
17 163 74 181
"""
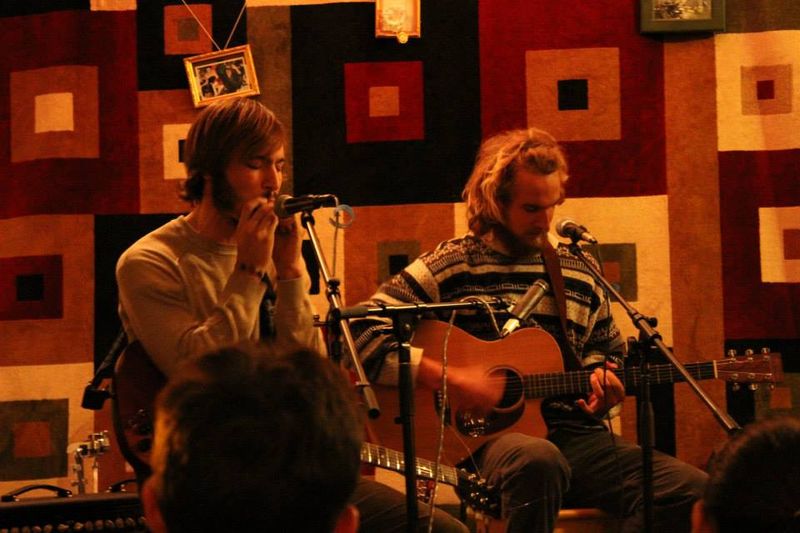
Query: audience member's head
142 343 363 533
692 416 800 533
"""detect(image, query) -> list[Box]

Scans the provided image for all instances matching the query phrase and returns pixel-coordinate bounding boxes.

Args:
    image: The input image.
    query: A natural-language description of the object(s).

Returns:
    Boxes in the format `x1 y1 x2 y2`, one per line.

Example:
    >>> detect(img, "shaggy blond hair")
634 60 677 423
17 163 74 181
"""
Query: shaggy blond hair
463 127 569 236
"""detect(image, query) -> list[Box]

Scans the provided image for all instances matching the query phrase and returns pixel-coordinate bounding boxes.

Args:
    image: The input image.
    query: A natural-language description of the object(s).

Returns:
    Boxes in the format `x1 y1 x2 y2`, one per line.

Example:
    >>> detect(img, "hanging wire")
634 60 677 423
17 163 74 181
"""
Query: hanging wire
180 0 248 52
223 1 248 50
426 309 459 533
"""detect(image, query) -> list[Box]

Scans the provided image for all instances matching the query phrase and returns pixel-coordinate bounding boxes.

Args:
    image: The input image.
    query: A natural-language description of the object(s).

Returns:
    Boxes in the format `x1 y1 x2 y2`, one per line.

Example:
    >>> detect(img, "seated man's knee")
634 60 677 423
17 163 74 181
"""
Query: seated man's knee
492 433 570 483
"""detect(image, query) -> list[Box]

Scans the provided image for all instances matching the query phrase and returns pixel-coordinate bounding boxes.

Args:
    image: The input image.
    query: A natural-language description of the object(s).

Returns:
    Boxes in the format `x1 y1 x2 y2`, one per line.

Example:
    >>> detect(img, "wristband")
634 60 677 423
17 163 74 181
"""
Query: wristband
236 261 268 282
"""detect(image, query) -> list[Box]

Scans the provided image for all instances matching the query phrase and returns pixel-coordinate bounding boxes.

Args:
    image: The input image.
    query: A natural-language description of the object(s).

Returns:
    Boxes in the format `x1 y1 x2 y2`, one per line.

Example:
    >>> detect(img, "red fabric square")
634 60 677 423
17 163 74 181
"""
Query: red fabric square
0 255 63 321
13 421 52 458
756 79 775 100
719 150 800 339
479 1 665 197
0 10 139 219
602 261 622 284
344 61 424 143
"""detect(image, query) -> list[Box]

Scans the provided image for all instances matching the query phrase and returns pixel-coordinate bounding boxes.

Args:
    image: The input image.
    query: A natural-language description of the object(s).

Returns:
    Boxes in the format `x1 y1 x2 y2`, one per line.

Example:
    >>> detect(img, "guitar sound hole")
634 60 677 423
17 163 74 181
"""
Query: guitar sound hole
497 369 522 408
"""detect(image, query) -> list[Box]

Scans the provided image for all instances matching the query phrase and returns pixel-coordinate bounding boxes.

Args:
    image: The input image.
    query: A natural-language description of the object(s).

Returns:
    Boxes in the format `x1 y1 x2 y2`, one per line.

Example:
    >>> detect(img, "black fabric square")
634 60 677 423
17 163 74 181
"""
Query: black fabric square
557 79 589 110
291 1 480 206
16 274 44 302
137 1 248 91
388 254 409 276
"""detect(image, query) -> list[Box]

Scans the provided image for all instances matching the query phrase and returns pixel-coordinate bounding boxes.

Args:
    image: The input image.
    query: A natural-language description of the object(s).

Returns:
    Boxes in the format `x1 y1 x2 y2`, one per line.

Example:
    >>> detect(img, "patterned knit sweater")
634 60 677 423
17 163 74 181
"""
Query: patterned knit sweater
355 234 625 428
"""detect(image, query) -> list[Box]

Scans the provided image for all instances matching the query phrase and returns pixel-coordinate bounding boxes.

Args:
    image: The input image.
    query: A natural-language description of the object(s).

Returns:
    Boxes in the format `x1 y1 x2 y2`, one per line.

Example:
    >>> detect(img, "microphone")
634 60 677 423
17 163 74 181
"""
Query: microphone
555 218 598 244
500 279 550 337
274 194 338 218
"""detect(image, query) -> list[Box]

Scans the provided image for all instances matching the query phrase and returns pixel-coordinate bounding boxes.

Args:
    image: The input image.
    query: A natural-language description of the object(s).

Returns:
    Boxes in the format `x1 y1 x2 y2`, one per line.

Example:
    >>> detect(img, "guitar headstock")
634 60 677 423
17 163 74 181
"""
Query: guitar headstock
455 469 501 518
717 349 784 389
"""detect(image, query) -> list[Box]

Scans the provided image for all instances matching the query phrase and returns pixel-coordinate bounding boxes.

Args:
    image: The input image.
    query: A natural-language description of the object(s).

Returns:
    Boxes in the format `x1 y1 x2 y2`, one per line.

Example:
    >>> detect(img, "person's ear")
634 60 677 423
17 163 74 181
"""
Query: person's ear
141 479 169 533
691 500 715 533
332 504 359 533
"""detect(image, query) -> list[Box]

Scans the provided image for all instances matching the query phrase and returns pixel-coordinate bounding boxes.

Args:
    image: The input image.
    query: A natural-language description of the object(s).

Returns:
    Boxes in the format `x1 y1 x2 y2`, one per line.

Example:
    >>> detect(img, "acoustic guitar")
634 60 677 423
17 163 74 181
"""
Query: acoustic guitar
110 341 500 516
369 320 784 466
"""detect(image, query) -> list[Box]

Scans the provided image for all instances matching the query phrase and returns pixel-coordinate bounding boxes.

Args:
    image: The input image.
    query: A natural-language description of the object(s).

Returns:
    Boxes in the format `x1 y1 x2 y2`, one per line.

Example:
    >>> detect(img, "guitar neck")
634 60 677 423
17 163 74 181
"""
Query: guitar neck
361 442 459 487
523 361 717 398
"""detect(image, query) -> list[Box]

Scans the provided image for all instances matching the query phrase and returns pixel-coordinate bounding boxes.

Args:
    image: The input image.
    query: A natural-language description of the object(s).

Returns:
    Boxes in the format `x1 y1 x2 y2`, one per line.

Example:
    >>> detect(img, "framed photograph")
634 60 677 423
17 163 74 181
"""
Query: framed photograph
640 0 725 33
184 44 260 108
375 0 421 42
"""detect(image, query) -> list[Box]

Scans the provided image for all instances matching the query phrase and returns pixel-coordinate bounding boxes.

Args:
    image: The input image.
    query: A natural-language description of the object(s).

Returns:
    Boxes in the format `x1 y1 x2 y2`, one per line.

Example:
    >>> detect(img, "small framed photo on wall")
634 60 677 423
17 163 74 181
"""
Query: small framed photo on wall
640 0 725 33
184 44 260 108
375 0 421 42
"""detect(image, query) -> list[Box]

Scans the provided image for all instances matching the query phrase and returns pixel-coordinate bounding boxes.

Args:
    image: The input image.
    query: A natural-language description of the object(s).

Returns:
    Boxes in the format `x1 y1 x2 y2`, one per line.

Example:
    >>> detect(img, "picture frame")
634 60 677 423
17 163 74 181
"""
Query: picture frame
375 0 421 42
640 0 725 33
184 44 260 108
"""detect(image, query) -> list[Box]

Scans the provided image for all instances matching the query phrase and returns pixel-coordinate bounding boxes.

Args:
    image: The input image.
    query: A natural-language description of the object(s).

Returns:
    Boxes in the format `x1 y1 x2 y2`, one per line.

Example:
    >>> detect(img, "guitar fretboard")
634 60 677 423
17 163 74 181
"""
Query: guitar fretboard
360 442 459 486
523 361 717 398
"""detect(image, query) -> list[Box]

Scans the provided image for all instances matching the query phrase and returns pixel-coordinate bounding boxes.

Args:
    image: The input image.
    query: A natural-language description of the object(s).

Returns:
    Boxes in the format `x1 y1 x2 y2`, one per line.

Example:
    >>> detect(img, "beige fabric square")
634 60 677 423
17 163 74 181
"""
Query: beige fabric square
10 65 99 162
759 206 800 282
34 93 74 133
716 30 800 151
525 47 621 141
741 64 793 115
369 86 400 117
558 195 673 344
162 123 192 181
90 0 136 9
0 363 94 495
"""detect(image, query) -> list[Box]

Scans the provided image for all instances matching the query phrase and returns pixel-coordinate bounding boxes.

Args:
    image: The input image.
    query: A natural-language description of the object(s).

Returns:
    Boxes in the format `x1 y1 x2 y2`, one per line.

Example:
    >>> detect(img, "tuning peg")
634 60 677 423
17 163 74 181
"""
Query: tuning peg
727 349 737 358
731 382 740 392
749 383 759 391
761 347 771 354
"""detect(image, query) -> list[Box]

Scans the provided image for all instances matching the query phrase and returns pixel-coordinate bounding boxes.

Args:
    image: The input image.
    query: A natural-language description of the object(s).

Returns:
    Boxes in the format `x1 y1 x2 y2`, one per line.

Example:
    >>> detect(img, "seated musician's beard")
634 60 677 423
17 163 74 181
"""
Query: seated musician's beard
492 224 545 258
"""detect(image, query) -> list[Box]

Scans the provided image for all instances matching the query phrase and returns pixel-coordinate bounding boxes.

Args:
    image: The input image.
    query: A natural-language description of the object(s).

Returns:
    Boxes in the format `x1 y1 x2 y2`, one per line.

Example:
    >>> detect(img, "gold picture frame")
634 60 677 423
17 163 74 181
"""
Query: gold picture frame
640 0 725 33
184 44 260 108
375 0 421 42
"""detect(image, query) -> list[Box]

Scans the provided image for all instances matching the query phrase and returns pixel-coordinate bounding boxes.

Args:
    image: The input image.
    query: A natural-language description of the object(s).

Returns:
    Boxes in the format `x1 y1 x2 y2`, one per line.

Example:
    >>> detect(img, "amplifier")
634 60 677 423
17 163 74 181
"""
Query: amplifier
0 488 146 532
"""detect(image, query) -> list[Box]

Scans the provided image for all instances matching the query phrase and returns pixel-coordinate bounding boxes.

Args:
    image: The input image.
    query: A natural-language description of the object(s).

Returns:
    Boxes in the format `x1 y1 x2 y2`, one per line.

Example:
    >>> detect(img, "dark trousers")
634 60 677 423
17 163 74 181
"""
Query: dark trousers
477 428 707 533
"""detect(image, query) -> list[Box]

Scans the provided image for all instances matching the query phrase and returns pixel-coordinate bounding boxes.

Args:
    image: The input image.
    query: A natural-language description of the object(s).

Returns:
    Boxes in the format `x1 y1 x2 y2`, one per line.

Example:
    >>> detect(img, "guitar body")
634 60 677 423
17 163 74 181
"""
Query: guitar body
370 320 564 466
110 341 166 479
109 338 501 518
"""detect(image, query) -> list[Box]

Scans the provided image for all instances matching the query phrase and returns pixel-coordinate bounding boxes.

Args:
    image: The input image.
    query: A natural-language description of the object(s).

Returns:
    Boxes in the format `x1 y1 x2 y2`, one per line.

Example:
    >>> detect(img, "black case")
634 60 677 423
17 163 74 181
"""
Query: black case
0 489 146 531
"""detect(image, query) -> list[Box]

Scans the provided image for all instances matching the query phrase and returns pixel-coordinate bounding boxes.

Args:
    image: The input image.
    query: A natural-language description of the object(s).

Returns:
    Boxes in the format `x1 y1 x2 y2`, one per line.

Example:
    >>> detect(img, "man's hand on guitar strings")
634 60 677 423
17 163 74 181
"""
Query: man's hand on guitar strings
575 361 625 418
445 365 504 416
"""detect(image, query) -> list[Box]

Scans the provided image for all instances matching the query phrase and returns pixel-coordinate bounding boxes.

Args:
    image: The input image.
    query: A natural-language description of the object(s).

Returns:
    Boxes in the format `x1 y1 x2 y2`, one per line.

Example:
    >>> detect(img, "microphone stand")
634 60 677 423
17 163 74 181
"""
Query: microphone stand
566 240 741 533
298 210 381 420
335 299 506 533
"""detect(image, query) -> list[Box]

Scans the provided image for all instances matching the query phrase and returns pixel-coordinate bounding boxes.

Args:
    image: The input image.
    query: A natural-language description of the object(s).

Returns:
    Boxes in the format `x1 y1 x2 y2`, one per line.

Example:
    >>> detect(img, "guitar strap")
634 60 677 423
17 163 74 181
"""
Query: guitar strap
541 240 582 371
